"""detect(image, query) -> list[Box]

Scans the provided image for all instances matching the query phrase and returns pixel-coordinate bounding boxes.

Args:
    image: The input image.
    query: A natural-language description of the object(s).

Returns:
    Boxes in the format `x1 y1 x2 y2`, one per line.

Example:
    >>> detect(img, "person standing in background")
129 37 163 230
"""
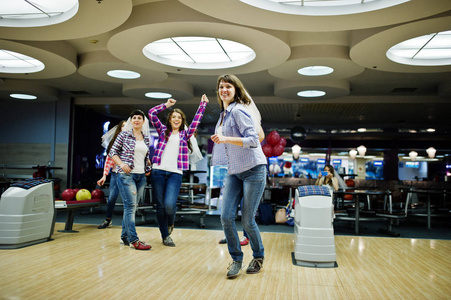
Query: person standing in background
97 120 126 229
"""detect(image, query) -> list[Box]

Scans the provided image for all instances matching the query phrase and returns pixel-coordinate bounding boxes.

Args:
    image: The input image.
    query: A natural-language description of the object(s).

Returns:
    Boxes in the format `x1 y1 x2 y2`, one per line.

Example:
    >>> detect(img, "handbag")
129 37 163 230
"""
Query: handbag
275 208 288 224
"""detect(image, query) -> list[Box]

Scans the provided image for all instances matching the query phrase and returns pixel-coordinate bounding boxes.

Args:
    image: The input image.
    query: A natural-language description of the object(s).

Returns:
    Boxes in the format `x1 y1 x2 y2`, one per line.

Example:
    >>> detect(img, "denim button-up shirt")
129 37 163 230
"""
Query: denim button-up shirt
148 101 207 171
109 129 151 173
211 102 267 175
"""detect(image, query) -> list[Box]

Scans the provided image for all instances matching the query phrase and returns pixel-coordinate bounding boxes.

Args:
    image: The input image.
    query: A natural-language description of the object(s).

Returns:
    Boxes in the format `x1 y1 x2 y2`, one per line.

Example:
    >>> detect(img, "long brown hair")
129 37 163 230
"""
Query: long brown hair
216 74 252 111
164 108 192 152
107 120 126 153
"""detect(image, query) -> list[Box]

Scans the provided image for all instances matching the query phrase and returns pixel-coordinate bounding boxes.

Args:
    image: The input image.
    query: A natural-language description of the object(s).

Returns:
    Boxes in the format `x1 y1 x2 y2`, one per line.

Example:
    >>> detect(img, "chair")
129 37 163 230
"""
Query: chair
293 185 336 268
375 187 410 236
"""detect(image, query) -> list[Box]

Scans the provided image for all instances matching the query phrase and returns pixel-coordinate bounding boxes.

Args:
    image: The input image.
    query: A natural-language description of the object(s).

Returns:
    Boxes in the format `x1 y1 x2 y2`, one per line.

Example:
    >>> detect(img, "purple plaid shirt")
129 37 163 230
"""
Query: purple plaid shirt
109 129 151 173
148 101 207 171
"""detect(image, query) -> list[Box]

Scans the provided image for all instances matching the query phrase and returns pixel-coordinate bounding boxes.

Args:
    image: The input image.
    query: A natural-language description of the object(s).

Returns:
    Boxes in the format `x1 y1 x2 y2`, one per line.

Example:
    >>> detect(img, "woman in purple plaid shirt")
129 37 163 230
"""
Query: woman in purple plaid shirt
148 95 208 247
211 74 267 279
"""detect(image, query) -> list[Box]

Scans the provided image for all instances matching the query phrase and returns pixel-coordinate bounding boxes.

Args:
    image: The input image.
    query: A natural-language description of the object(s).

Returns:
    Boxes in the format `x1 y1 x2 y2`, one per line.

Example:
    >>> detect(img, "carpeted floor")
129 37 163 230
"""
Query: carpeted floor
55 205 451 240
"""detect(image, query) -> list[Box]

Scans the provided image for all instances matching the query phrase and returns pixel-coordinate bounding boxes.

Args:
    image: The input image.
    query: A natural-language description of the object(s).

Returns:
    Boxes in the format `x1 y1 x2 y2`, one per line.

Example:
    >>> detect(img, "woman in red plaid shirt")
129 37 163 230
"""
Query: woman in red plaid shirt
96 120 126 229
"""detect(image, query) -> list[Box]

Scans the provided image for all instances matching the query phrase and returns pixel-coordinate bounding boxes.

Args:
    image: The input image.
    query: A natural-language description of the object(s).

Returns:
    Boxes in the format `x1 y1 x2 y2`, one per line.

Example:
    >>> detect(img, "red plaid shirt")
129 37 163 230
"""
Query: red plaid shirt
103 156 115 176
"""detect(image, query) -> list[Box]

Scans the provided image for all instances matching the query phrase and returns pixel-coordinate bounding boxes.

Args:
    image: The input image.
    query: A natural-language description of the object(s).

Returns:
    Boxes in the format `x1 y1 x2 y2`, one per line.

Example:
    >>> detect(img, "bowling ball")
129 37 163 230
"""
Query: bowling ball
76 189 91 201
61 189 76 201
91 189 105 200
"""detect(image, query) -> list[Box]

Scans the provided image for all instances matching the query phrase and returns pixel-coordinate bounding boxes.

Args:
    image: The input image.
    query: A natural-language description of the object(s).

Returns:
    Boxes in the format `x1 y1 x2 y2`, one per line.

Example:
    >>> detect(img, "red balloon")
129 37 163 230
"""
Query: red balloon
91 189 105 200
262 144 273 157
272 144 285 157
267 131 281 146
61 189 76 201
279 137 287 147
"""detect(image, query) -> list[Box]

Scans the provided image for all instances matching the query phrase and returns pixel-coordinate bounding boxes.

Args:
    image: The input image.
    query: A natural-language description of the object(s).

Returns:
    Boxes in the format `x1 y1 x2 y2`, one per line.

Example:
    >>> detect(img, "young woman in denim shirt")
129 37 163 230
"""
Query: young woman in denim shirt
210 74 267 279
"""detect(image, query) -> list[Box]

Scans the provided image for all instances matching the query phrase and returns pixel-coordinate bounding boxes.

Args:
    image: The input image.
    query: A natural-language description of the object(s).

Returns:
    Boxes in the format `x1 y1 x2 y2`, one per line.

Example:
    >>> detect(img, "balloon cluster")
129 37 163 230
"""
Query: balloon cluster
262 130 286 158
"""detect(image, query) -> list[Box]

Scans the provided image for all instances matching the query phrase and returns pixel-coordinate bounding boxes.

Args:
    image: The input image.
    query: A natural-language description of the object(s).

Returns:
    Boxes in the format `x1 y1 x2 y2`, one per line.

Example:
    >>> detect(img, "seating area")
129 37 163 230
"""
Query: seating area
266 177 451 236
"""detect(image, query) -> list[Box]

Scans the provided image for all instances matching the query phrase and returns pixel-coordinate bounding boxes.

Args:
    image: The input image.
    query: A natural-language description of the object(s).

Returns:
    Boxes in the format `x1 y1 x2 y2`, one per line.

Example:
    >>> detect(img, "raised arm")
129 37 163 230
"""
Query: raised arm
148 98 176 134
186 94 208 139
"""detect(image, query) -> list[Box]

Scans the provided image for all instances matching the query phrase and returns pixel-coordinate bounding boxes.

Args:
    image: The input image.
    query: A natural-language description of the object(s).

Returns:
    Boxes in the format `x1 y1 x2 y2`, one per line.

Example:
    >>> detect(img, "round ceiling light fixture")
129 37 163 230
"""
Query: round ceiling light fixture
143 36 255 70
107 70 141 79
145 92 173 99
0 0 79 27
298 66 334 76
297 90 326 97
387 30 451 67
0 49 45 74
239 0 410 16
10 93 37 100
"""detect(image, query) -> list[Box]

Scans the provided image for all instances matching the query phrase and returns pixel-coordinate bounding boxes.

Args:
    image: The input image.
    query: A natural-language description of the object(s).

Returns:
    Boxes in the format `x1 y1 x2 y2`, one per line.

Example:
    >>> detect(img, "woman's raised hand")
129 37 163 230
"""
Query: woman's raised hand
166 98 176 107
201 94 209 103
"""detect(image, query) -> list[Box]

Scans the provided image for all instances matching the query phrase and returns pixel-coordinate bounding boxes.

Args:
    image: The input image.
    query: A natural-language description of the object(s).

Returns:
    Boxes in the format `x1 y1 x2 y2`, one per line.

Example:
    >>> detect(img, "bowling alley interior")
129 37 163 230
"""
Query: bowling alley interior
1 1 451 299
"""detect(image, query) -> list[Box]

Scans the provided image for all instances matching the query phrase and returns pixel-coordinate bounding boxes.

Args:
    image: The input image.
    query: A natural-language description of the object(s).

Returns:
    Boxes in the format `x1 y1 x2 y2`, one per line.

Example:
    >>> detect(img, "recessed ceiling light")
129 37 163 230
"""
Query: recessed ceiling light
387 30 451 66
107 70 141 79
297 90 326 97
298 66 334 76
10 93 37 100
0 49 45 73
357 128 367 132
239 0 409 16
426 128 436 132
143 36 255 69
0 0 78 27
145 92 172 99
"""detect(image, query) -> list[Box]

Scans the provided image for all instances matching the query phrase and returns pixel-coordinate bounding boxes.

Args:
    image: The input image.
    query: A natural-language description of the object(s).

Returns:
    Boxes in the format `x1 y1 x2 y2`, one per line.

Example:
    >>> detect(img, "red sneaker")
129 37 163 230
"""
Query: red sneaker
131 240 151 250
240 237 249 246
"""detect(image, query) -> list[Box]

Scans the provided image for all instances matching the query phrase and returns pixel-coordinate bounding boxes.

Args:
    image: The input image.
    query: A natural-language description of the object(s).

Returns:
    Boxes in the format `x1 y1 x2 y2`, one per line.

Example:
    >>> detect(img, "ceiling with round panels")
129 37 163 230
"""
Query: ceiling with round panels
0 0 450 141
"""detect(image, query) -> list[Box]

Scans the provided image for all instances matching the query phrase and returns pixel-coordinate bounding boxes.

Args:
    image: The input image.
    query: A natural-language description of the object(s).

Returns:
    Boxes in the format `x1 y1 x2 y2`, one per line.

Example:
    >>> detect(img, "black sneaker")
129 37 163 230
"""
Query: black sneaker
163 236 176 247
120 237 130 246
246 258 264 274
227 261 243 279
97 219 111 229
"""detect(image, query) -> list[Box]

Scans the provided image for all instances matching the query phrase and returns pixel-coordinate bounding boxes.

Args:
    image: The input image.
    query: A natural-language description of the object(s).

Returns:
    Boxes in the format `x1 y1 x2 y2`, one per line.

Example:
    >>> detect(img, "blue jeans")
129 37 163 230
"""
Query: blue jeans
221 164 266 261
150 169 183 239
105 172 119 220
116 172 146 243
